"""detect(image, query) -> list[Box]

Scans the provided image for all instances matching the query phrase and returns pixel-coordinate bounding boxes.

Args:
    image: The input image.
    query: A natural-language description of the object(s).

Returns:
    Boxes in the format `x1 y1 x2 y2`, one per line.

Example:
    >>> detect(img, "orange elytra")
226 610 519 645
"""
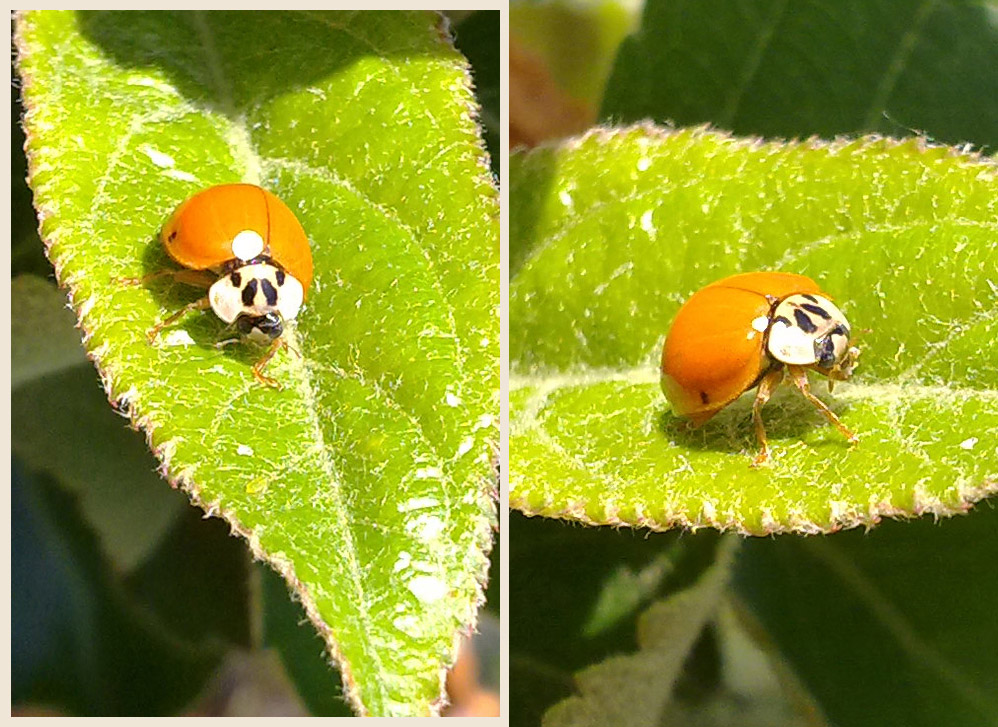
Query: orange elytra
144 183 314 387
661 272 859 465
161 183 313 291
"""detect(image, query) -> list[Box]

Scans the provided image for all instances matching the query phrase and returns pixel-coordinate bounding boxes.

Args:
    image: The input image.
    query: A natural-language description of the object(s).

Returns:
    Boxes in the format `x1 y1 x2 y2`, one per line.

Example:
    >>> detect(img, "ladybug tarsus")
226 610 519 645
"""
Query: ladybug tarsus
252 338 287 389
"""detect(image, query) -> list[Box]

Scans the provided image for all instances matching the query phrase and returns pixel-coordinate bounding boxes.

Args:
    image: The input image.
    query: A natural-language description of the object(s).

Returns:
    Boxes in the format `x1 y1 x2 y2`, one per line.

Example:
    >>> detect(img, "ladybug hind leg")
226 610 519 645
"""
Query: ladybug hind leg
751 367 785 467
122 268 216 289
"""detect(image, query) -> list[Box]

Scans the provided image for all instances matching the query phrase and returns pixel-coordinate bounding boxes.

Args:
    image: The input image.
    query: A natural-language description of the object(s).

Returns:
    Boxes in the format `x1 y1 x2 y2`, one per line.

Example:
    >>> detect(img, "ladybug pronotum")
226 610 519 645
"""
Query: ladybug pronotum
660 272 859 466
143 183 314 387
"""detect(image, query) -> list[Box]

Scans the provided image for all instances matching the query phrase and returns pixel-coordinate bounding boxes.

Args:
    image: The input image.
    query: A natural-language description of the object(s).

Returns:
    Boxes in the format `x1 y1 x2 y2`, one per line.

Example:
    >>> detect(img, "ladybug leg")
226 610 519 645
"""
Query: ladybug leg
788 366 858 445
751 368 785 467
252 338 287 389
147 297 211 344
122 268 216 289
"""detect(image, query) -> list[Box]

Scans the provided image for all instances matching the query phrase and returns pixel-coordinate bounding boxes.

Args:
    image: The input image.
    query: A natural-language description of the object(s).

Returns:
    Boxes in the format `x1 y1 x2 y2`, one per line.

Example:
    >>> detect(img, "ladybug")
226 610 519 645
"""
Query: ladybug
144 183 313 387
660 272 859 466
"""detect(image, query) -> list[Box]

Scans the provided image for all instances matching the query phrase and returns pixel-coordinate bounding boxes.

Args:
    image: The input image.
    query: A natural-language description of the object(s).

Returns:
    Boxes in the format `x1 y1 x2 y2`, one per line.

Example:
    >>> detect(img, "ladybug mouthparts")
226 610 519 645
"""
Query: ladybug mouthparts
237 311 284 342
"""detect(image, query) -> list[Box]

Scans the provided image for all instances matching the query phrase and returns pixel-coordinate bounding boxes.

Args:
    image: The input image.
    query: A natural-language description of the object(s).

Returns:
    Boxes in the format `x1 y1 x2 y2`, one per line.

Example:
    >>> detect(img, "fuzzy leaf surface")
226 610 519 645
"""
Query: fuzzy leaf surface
16 10 498 716
511 124 997 535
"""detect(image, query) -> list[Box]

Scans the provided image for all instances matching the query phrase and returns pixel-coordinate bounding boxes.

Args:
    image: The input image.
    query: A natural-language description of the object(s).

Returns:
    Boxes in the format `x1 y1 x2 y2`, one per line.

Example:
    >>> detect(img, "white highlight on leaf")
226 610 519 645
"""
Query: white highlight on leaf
407 514 445 541
162 330 195 346
407 575 447 603
164 168 198 183
127 76 176 94
392 614 422 636
398 497 439 512
475 414 494 429
237 444 254 456
558 189 573 208
445 391 461 407
232 230 265 261
140 144 175 168
456 436 474 457
393 551 412 572
640 210 655 235
637 157 651 171
959 437 978 450
415 466 443 480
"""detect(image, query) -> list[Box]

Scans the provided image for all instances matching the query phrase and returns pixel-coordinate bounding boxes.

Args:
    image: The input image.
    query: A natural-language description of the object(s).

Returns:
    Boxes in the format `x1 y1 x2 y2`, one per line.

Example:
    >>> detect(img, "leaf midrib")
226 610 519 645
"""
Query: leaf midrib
511 366 998 401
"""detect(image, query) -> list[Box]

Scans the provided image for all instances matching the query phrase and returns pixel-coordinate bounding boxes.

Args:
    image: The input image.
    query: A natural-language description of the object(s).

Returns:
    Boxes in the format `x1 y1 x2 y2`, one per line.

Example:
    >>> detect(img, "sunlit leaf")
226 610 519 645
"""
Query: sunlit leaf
511 124 998 535
16 9 497 715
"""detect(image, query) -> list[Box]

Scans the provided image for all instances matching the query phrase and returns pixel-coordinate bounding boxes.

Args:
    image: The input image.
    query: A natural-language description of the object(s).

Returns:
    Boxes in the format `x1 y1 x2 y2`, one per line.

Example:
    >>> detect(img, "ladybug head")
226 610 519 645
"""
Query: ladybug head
208 261 304 341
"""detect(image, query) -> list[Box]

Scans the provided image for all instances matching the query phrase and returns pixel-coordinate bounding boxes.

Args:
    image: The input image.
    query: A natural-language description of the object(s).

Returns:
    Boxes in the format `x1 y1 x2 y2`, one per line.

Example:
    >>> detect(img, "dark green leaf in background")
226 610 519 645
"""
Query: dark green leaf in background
602 0 998 149
11 462 236 715
15 10 497 716
737 505 998 726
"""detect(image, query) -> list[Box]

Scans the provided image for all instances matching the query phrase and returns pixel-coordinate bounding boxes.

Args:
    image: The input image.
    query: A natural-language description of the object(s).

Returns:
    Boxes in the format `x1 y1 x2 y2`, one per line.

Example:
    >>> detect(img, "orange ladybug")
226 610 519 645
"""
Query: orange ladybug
661 272 859 466
145 183 313 387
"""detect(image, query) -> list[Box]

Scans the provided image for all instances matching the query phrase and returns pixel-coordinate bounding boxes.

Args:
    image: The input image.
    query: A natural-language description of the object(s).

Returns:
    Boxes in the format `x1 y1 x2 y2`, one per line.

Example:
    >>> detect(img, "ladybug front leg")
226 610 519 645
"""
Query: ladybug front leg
751 367 785 467
252 338 287 389
787 366 858 446
147 297 211 344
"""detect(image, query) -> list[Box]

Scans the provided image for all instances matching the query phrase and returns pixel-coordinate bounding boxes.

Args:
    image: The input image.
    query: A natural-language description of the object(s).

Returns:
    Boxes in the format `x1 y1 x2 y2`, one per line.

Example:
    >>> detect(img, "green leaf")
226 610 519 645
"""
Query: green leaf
16 10 497 716
601 0 998 148
542 536 739 726
260 562 353 716
510 124 998 535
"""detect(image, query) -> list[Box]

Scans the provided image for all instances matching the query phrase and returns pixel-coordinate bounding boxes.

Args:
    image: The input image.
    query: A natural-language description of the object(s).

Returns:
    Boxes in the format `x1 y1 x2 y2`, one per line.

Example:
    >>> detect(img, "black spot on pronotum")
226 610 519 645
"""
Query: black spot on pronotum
260 278 278 306
793 308 818 333
230 271 242 287
802 303 831 319
242 278 258 307
773 315 793 328
168 230 178 241
801 294 818 303
700 391 709 404
832 324 849 337
275 269 286 286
